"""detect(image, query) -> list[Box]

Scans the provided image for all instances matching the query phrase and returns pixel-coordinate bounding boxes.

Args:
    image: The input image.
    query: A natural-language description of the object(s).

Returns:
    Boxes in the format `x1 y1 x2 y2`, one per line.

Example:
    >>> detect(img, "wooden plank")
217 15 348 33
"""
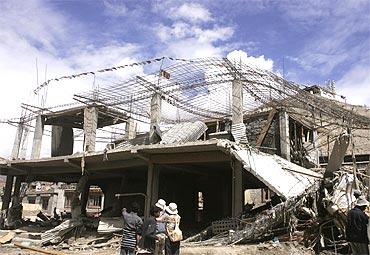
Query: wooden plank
256 109 276 147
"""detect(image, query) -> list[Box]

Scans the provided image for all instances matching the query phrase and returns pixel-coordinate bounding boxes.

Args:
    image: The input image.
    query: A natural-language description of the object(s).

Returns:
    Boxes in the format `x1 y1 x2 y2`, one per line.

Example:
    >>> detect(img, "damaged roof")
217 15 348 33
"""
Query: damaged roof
232 147 321 199
0 139 321 199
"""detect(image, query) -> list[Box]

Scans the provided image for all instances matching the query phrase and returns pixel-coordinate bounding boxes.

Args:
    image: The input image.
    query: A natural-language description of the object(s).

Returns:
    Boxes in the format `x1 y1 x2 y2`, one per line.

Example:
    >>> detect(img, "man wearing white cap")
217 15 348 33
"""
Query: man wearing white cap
346 196 369 254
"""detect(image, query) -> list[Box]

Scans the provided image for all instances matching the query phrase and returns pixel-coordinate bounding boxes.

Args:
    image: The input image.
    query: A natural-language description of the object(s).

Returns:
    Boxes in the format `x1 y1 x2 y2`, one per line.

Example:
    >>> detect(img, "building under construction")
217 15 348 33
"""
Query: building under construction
0 57 370 250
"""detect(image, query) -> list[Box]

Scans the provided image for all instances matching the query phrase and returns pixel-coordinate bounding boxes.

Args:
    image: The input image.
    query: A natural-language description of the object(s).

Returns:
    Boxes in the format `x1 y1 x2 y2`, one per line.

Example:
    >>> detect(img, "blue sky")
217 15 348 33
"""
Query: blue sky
0 0 369 157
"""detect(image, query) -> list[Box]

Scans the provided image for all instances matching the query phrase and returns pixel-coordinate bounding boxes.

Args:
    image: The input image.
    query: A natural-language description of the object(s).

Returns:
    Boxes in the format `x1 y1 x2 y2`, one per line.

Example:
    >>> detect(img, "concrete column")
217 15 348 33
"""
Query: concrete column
145 162 159 217
1 176 14 211
51 126 74 157
31 115 44 159
312 129 320 166
100 194 105 210
232 79 243 125
84 107 98 152
231 159 243 217
11 123 24 159
56 187 65 211
125 118 137 140
279 110 290 161
19 127 30 160
149 93 161 141
81 184 90 216
11 177 22 206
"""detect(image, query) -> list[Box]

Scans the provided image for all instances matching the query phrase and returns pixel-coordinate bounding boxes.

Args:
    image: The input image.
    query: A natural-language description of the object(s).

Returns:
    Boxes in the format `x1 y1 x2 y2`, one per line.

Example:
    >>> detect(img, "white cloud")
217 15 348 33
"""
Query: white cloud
227 50 274 71
336 64 370 106
169 3 212 23
0 0 142 158
103 0 128 17
278 0 370 75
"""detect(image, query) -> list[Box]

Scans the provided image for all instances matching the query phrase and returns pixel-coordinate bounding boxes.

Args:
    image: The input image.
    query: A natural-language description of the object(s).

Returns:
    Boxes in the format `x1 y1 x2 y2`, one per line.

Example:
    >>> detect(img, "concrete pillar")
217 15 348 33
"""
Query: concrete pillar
56 187 65 211
84 107 98 152
231 159 243 217
279 110 290 161
125 118 137 140
31 115 44 159
232 79 243 125
145 162 159 217
11 123 24 159
149 93 161 141
100 194 105 210
51 126 74 157
1 176 14 211
19 127 30 160
81 184 90 216
11 177 22 206
312 129 320 166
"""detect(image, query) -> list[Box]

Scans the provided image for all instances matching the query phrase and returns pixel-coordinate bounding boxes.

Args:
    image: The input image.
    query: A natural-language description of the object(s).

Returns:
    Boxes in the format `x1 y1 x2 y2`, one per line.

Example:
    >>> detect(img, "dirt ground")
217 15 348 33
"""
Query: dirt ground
0 242 316 255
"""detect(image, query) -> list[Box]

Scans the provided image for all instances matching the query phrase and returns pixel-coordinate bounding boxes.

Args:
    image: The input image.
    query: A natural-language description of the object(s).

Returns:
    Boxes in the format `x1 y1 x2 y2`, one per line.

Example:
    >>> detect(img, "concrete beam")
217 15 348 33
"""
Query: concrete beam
31 115 44 159
150 151 229 164
279 110 290 161
84 107 98 152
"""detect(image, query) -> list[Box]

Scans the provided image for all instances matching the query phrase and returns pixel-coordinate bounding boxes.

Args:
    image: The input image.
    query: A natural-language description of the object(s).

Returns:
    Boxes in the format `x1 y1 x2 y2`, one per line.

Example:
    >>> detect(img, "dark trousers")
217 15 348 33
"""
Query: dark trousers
349 242 369 255
120 247 135 255
165 239 180 255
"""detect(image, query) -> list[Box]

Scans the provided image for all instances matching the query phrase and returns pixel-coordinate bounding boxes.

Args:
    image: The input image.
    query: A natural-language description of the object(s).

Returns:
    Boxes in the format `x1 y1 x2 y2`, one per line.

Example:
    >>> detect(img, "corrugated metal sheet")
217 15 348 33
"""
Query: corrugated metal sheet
233 149 320 199
161 121 207 144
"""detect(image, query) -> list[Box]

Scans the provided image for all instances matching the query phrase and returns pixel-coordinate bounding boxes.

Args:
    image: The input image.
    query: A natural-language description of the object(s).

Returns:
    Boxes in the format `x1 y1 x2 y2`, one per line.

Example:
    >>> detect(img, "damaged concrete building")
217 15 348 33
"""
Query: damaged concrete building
0 57 370 251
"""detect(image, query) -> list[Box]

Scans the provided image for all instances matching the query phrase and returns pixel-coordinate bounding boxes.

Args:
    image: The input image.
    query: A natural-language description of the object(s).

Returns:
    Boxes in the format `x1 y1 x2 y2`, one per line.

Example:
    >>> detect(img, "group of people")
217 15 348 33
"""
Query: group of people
120 199 182 255
346 190 370 255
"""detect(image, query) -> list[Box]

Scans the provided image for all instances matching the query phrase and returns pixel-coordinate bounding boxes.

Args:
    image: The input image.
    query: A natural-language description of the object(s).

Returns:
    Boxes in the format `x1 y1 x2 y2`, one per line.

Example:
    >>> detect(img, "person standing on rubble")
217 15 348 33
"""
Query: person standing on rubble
120 202 143 255
138 205 162 254
164 203 182 255
346 196 369 255
155 199 167 255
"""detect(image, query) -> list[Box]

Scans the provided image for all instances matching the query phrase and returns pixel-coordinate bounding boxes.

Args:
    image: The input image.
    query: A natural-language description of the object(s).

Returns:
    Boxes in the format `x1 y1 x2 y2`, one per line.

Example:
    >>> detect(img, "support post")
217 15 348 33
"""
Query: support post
149 93 161 143
84 107 98 152
145 162 159 217
231 78 247 143
231 159 243 217
51 126 74 157
279 109 290 161
312 129 320 166
31 115 44 159
11 123 24 159
11 177 22 205
125 118 137 140
81 183 90 216
1 176 14 211
232 79 243 125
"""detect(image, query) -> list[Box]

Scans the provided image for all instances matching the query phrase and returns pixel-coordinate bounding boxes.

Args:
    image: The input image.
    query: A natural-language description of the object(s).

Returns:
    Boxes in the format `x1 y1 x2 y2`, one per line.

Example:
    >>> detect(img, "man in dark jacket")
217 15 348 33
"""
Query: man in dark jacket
346 196 369 254
121 202 143 255
138 206 161 254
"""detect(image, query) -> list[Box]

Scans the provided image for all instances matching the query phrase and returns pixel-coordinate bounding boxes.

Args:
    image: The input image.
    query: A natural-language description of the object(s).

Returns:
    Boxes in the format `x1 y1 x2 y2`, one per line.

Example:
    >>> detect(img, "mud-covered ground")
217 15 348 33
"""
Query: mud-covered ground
0 242 317 255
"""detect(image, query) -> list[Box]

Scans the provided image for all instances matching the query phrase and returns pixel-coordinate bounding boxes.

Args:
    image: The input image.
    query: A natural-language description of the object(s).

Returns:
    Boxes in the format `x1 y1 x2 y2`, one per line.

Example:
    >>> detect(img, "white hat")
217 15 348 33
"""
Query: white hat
155 199 166 210
356 196 369 207
165 202 178 215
